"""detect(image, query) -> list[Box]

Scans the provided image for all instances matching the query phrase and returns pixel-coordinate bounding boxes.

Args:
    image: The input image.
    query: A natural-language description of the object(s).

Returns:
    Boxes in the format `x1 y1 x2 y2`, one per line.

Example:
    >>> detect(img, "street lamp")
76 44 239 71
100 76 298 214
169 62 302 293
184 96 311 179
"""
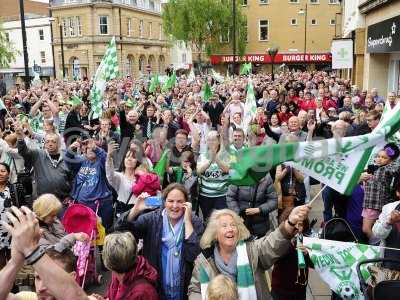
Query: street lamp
298 4 308 70
59 23 66 79
232 0 237 75
267 47 279 81
18 0 30 89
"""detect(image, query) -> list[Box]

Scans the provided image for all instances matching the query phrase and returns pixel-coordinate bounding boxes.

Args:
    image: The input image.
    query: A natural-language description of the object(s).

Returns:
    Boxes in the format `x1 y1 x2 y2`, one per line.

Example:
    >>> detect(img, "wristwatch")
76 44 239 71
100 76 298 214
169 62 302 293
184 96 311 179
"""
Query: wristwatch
25 245 46 265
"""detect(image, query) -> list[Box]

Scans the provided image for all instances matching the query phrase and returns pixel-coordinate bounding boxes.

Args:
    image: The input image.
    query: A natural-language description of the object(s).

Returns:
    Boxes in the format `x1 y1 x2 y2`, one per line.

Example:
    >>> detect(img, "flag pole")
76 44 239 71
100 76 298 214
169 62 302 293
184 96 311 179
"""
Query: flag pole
307 184 328 207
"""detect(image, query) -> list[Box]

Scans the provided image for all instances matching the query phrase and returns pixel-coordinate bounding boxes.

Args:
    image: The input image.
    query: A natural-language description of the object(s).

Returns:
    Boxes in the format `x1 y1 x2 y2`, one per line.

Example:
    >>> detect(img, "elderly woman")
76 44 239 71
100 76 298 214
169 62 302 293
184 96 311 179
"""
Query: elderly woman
188 205 310 300
117 183 204 300
33 194 88 251
100 232 159 300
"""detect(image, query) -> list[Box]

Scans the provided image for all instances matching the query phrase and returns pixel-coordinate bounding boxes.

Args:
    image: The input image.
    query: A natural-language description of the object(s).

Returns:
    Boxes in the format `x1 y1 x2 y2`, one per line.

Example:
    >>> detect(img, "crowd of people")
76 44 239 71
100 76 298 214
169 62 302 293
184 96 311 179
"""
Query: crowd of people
0 69 398 300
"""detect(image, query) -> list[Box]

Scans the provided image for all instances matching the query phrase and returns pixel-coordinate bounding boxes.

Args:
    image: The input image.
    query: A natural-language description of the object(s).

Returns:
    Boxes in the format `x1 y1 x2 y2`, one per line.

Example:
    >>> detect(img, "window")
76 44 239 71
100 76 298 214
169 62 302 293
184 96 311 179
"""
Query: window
329 0 339 4
159 23 163 40
243 23 248 42
127 18 132 36
220 30 230 43
330 19 336 26
291 18 298 26
182 53 186 64
311 19 317 25
39 29 44 40
62 18 68 37
139 20 144 38
149 0 155 10
40 51 46 64
69 17 76 37
76 16 82 36
99 16 109 35
259 20 269 41
241 0 247 5
149 22 152 39
5 32 9 42
310 0 319 3
289 0 299 3
260 0 268 4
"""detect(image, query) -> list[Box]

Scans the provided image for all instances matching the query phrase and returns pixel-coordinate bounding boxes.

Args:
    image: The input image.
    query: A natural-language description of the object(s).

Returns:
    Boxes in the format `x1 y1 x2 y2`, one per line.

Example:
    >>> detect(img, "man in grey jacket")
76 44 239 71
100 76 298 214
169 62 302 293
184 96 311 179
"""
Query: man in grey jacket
15 123 71 200
226 174 277 238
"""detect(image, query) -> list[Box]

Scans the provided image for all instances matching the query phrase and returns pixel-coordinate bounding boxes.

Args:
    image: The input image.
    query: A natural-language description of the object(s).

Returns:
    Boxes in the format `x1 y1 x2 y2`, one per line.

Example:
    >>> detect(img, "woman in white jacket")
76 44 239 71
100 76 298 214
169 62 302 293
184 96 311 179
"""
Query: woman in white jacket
106 140 141 213
0 133 25 184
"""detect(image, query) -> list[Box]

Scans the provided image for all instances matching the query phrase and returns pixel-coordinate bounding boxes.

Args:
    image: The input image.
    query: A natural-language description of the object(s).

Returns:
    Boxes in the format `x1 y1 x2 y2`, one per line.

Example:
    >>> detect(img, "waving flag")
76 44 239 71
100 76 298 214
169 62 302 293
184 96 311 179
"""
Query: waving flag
202 83 212 102
187 68 196 83
90 37 118 119
304 237 380 300
287 102 400 194
240 63 252 75
243 81 257 134
229 104 400 187
211 69 224 83
149 74 160 94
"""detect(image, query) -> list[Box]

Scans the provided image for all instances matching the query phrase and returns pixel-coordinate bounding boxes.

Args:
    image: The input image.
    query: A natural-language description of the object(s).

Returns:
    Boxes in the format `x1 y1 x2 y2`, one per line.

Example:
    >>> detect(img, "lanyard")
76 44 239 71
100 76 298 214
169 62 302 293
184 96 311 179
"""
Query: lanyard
167 218 184 257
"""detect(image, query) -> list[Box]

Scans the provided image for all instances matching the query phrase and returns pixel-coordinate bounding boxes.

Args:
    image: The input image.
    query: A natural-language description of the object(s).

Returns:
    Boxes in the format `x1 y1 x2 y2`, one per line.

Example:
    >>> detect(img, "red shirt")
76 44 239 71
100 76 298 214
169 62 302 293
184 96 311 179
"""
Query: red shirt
322 97 337 111
298 99 317 111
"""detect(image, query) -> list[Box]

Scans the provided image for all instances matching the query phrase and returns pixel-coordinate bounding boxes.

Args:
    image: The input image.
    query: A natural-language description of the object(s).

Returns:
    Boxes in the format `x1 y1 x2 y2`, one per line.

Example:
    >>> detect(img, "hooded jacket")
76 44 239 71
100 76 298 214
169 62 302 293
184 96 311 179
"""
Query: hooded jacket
106 255 159 300
132 172 160 197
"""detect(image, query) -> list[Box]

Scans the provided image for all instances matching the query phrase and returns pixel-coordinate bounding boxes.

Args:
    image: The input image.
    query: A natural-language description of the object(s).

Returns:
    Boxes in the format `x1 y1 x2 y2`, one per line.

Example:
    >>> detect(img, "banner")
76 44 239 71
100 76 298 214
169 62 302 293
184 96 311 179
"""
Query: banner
304 237 381 300
229 103 400 187
287 102 400 194
331 39 353 69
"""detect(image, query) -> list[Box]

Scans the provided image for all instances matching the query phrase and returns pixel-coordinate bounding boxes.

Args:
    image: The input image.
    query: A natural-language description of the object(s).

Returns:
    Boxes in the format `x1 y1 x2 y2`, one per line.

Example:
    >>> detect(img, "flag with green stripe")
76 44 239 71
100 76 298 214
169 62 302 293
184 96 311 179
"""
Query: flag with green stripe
90 36 118 119
229 104 400 188
240 63 252 75
286 102 400 194
304 237 380 300
243 81 257 134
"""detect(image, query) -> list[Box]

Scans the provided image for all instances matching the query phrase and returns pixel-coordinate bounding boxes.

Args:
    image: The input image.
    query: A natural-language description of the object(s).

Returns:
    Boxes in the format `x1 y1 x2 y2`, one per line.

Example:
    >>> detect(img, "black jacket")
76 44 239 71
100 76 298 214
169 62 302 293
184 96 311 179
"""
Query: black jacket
64 110 83 144
226 174 277 237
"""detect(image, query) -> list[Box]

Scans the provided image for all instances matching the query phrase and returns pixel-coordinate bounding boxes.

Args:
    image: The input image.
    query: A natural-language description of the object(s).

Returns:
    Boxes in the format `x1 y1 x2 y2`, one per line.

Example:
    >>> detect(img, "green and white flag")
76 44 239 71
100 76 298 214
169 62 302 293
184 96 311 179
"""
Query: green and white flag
0 99 6 111
240 63 252 75
304 237 381 300
187 68 195 83
229 103 400 186
286 102 400 194
90 37 118 119
211 69 224 83
149 74 160 94
243 81 257 134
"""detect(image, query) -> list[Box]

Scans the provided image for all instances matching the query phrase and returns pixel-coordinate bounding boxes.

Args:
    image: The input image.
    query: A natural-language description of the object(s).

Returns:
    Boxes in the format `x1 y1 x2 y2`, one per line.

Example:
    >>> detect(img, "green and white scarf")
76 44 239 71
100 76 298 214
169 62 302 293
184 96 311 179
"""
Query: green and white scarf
199 242 257 300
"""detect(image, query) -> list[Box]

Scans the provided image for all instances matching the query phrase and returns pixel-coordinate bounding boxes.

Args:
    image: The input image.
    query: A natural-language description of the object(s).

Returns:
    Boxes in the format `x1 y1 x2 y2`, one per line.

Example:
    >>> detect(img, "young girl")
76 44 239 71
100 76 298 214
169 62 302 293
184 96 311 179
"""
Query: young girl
361 143 400 243
132 164 161 198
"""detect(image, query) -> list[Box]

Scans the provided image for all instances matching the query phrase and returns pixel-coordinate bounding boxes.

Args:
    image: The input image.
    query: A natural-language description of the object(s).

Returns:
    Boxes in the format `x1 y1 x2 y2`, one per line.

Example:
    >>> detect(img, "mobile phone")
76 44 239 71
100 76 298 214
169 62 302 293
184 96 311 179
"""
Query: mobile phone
144 196 162 208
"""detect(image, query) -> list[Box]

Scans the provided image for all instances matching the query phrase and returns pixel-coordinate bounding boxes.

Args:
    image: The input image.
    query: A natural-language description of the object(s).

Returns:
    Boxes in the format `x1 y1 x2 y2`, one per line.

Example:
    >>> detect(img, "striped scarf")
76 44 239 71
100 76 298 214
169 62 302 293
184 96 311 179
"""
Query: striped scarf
199 242 257 300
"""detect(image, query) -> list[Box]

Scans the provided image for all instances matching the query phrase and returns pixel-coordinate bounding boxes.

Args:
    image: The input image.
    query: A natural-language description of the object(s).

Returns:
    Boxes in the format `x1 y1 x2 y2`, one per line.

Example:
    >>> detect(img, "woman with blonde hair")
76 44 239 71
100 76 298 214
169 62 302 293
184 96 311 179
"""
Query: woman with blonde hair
33 193 88 250
188 206 311 300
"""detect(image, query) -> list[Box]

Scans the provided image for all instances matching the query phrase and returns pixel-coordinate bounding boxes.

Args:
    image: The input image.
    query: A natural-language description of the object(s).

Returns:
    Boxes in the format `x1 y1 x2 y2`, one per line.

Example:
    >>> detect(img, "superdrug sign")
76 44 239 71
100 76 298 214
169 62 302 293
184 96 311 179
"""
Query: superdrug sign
367 15 400 53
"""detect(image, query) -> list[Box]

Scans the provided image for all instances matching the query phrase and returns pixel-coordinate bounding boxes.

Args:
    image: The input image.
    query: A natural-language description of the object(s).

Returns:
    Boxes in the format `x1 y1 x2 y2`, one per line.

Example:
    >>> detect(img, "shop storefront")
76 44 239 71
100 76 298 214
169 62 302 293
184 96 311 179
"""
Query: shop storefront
365 13 400 95
209 53 332 73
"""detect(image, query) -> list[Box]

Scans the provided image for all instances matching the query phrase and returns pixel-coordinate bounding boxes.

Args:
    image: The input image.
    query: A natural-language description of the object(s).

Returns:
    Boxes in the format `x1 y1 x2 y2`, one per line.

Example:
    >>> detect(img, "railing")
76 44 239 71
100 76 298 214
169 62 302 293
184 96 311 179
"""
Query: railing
51 0 161 13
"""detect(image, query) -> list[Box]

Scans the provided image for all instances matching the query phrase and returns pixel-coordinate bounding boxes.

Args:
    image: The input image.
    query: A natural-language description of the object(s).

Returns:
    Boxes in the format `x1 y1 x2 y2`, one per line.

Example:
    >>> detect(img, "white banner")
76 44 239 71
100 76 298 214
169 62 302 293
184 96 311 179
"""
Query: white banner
304 237 381 300
331 39 353 69
288 103 400 194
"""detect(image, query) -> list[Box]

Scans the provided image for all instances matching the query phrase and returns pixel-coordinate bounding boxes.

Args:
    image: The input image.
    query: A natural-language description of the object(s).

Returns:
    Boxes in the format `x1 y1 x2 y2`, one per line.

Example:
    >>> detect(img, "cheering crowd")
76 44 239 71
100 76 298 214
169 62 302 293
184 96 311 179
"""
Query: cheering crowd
0 69 398 300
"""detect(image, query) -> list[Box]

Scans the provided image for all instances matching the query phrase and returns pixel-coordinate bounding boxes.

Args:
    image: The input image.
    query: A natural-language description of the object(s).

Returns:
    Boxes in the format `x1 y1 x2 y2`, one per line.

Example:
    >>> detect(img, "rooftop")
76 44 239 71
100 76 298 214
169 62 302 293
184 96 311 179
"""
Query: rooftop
51 0 161 13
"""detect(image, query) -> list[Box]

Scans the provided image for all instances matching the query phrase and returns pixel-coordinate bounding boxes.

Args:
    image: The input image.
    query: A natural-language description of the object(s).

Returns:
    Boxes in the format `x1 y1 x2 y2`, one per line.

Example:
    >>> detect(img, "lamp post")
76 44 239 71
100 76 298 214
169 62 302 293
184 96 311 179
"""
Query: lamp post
298 4 308 70
267 47 279 81
232 0 237 75
18 0 30 89
59 23 66 79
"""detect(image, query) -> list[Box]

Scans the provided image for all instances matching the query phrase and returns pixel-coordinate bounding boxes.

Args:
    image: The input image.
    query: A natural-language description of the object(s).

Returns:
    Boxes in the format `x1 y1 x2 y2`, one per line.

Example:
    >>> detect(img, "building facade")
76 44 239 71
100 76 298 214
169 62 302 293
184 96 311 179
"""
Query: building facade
1 16 54 86
359 0 400 96
51 0 170 79
210 0 342 72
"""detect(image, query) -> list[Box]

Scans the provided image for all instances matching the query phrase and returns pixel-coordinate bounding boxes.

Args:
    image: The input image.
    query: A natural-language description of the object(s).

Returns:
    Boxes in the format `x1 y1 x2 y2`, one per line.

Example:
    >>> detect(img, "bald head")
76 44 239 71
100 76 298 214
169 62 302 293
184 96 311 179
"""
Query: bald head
332 120 348 138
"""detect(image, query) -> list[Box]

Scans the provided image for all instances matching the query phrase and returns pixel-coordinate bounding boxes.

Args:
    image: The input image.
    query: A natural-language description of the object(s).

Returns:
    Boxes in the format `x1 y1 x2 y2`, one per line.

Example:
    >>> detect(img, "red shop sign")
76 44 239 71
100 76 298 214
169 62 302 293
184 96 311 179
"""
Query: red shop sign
209 53 332 64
